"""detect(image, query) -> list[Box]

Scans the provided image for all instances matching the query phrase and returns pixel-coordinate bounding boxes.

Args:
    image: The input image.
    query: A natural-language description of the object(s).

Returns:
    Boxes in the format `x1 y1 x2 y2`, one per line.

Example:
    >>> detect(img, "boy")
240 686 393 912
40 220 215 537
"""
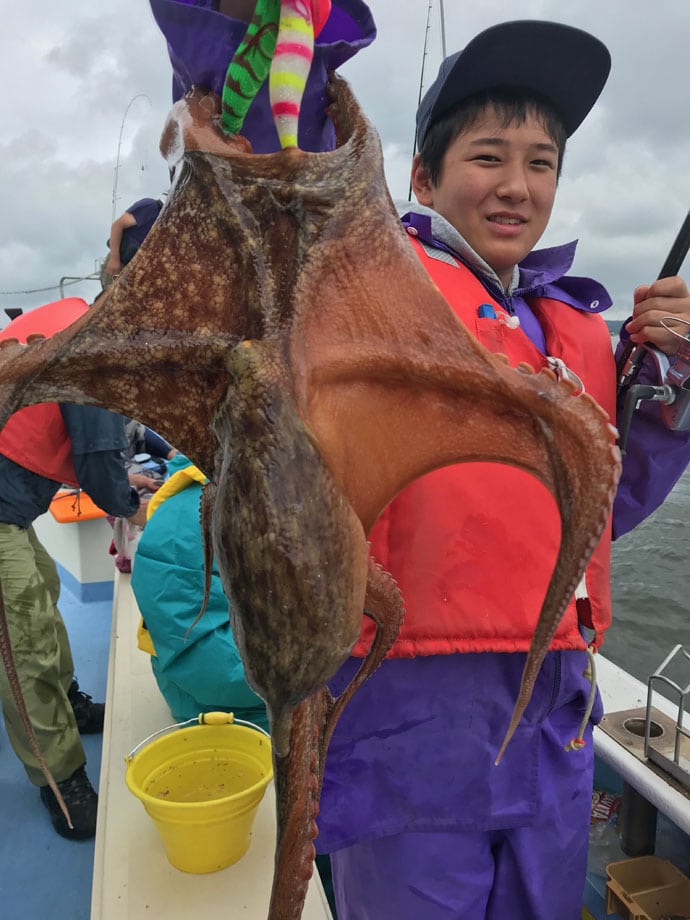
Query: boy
314 21 690 920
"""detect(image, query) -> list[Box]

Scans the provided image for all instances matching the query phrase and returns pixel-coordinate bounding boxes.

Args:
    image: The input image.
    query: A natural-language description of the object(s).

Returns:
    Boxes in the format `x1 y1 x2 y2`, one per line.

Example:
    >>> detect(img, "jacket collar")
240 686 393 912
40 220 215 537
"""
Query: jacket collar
397 203 611 313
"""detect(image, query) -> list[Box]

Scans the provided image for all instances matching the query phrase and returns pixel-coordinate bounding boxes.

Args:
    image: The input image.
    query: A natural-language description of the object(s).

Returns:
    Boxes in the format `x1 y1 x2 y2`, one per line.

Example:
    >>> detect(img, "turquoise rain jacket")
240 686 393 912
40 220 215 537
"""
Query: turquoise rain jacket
131 454 268 731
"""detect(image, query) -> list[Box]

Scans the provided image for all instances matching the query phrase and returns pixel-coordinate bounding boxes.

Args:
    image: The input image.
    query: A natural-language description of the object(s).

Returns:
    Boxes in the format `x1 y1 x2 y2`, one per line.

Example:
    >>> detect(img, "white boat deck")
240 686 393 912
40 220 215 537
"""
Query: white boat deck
91 571 332 920
594 655 690 836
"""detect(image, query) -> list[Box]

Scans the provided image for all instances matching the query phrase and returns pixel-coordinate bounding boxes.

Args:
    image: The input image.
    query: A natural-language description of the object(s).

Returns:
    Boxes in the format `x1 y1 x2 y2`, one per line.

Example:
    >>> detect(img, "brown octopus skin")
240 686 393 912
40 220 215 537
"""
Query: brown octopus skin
0 75 621 919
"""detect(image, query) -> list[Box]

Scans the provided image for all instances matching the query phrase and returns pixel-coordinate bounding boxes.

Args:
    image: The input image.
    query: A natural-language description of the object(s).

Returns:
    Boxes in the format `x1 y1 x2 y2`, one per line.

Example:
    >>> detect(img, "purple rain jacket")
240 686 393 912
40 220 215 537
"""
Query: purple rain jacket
148 0 376 153
316 209 690 856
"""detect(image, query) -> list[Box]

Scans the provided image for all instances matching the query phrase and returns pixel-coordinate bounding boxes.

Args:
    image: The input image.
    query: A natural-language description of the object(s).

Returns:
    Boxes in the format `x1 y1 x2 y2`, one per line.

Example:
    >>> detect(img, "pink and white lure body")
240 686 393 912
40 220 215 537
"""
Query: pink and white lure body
269 0 331 148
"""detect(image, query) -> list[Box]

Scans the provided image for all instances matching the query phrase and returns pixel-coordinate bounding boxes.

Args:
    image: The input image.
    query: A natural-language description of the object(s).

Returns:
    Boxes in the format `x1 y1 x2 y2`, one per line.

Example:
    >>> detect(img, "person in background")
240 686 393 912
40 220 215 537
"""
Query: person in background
99 189 176 572
310 21 690 920
0 303 152 840
131 453 268 730
123 418 177 468
108 420 177 573
102 196 164 285
100 194 177 574
0 399 150 840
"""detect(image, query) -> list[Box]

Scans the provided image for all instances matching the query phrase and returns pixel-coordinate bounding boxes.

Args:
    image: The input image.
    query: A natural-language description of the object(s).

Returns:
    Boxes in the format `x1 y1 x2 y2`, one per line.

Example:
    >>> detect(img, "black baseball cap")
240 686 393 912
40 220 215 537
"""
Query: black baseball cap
416 21 611 147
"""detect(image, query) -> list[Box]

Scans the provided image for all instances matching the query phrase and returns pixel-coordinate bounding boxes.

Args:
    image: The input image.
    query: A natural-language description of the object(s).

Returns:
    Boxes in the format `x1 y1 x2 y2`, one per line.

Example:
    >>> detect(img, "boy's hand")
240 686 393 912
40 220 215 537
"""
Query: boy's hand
625 275 690 355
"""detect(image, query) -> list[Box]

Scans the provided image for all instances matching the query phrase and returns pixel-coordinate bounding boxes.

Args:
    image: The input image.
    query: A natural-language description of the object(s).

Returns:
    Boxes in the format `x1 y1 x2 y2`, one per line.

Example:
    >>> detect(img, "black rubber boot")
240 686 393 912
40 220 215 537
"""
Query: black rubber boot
40 765 98 840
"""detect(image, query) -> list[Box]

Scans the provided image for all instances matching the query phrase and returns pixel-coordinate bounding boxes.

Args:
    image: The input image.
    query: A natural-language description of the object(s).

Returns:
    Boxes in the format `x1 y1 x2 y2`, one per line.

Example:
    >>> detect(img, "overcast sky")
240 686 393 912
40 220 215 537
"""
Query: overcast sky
1 0 689 325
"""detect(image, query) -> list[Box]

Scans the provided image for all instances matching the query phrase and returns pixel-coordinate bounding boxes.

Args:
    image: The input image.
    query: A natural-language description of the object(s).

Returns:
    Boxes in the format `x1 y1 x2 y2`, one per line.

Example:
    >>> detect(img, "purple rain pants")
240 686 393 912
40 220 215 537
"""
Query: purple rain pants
319 648 601 919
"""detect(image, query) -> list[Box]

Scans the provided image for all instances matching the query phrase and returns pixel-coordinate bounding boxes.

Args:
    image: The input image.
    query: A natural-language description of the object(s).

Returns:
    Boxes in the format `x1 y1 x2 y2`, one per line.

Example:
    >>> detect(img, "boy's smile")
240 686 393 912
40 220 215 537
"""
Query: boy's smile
412 110 559 288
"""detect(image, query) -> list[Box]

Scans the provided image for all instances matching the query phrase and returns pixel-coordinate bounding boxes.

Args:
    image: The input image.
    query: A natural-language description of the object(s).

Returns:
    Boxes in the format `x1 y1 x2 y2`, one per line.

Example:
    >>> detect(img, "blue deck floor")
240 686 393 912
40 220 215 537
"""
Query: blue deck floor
0 578 112 920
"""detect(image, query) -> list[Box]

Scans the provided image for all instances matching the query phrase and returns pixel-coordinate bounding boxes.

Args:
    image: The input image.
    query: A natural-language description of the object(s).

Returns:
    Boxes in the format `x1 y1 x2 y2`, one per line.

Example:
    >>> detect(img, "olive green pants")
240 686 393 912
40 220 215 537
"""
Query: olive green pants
0 523 85 786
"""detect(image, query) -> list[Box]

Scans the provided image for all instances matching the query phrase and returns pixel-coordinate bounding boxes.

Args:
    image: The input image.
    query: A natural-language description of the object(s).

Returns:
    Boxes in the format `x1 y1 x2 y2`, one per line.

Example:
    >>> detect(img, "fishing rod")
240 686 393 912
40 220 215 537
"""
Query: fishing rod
616 208 690 454
438 0 447 58
408 1 434 201
408 0 447 201
617 209 690 392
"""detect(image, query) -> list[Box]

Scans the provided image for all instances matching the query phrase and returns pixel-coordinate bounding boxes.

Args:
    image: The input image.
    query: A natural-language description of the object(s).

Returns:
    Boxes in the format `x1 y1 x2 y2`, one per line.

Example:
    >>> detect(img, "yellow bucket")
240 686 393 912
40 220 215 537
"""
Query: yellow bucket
125 713 273 874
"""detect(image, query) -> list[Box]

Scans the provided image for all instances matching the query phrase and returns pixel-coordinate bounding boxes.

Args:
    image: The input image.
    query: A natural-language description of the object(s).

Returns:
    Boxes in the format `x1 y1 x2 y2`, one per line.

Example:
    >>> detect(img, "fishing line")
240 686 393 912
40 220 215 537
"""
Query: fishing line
659 316 690 341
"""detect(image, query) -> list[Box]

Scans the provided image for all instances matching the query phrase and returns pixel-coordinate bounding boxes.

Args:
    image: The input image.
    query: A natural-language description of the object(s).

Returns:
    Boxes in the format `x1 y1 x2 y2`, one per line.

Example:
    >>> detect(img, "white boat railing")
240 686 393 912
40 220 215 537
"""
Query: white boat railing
595 654 690 844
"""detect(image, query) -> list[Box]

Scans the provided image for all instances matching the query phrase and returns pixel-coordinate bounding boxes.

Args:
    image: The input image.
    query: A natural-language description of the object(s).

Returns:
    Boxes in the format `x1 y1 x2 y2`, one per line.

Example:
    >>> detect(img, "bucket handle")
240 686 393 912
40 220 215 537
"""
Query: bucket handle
125 711 270 763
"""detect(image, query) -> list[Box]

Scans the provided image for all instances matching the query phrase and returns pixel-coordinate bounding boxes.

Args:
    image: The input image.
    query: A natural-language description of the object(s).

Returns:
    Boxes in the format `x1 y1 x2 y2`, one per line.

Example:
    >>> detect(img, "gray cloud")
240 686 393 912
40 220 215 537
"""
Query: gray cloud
1 0 689 323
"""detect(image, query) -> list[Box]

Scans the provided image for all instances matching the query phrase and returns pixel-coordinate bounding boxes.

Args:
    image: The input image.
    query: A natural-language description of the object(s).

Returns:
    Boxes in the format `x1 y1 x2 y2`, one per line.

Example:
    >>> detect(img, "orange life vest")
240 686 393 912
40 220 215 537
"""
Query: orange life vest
0 297 90 487
0 404 79 486
354 239 616 658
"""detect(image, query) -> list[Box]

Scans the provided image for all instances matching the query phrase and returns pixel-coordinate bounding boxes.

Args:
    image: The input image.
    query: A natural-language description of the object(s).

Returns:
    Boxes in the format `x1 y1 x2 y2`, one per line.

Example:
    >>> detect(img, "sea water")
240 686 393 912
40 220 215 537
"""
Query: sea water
608 465 689 685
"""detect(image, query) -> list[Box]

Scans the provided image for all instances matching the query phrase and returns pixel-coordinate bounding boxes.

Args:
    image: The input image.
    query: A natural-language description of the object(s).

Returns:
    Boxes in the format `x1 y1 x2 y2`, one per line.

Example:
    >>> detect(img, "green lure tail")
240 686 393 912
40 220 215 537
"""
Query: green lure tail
221 0 281 136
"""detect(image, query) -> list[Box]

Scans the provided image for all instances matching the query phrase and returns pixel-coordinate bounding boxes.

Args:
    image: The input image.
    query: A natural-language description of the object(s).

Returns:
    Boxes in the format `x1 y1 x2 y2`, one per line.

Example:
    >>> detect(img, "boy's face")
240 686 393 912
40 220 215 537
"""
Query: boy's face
412 108 559 287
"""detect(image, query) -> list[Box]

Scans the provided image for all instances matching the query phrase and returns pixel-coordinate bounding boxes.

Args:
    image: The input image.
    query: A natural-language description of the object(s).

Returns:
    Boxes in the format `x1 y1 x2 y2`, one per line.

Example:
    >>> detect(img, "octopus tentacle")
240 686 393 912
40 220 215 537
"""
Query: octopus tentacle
267 559 403 919
187 479 218 635
495 422 621 763
268 691 331 920
323 557 405 761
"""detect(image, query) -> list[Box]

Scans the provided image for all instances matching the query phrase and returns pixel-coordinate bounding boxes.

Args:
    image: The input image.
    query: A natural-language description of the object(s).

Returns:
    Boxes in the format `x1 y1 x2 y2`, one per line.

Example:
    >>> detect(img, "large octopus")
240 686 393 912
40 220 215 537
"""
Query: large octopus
0 76 621 919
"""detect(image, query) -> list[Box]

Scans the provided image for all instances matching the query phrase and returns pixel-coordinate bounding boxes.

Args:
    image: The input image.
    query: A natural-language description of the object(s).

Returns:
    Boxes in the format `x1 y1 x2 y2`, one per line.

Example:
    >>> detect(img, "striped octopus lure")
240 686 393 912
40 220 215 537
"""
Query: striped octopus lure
222 0 332 148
